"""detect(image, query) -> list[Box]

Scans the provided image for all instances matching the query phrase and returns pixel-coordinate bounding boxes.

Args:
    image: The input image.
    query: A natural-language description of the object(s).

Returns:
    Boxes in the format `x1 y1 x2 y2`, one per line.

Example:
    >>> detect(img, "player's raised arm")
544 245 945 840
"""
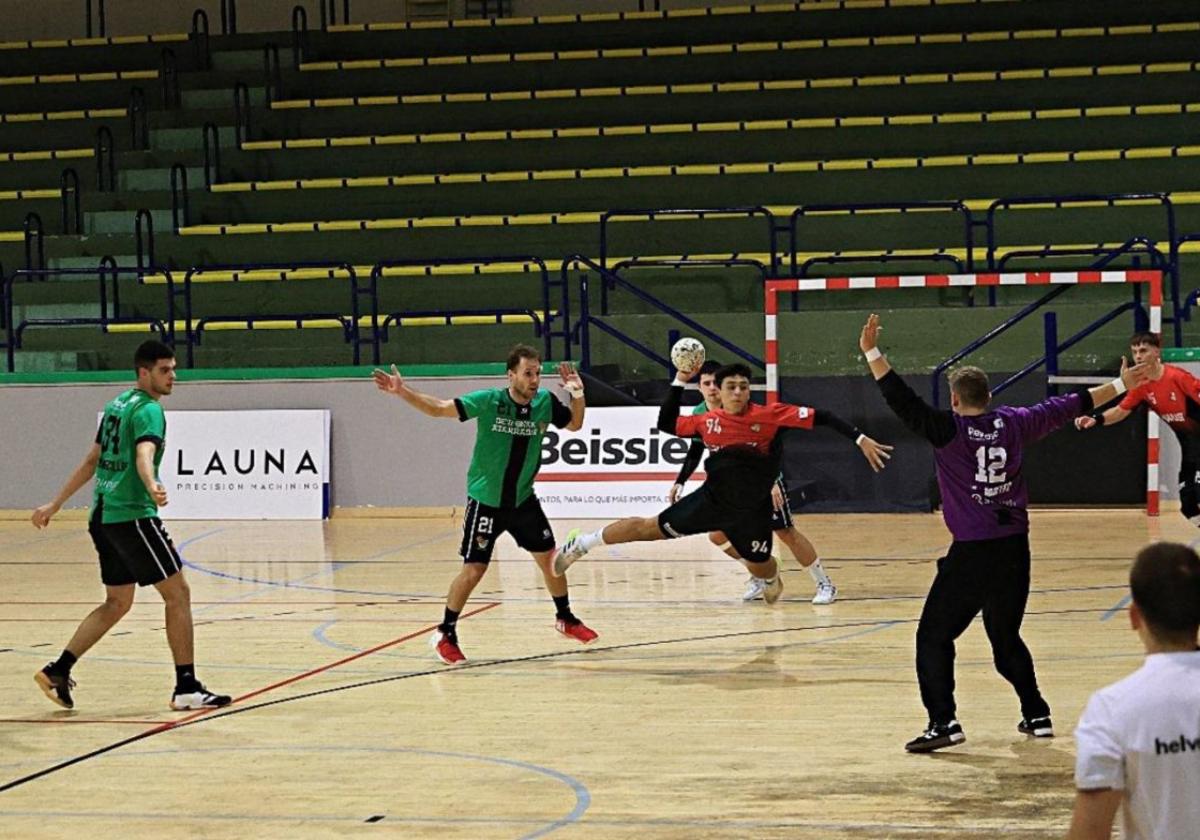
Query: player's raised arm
373 364 458 418
1076 356 1151 430
558 361 586 431
860 313 957 448
657 365 697 435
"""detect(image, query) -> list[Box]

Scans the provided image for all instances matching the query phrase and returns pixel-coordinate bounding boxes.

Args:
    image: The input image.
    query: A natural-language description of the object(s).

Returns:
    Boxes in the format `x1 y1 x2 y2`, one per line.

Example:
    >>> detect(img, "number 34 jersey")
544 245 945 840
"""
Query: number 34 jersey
937 395 1084 541
93 388 166 523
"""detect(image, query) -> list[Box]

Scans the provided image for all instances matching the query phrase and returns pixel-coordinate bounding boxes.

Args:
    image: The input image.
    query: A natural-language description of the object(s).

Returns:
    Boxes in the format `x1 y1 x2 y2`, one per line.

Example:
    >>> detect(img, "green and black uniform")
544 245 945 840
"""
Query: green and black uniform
454 387 572 563
673 402 795 530
89 388 182 586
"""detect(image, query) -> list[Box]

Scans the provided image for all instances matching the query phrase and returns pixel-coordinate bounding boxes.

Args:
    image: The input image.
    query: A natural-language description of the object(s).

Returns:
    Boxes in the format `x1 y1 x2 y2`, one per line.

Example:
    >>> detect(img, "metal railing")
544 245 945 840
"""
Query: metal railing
291 5 309 70
170 164 190 232
4 264 178 373
202 122 221 187
191 9 211 70
220 0 238 34
319 0 352 28
95 125 116 192
233 82 252 145
61 168 82 235
23 213 44 273
129 87 149 150
160 48 181 110
84 0 106 37
263 44 283 106
135 209 156 269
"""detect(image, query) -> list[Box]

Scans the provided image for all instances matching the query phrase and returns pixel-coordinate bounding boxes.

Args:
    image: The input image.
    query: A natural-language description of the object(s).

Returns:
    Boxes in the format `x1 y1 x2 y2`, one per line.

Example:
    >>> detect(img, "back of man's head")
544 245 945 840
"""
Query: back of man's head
1131 542 1200 645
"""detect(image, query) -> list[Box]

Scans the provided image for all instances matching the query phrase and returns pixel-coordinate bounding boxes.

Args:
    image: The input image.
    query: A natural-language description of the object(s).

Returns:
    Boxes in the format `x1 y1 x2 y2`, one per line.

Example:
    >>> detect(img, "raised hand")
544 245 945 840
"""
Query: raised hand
373 364 405 395
558 361 582 389
860 313 882 353
858 435 894 473
1119 355 1152 391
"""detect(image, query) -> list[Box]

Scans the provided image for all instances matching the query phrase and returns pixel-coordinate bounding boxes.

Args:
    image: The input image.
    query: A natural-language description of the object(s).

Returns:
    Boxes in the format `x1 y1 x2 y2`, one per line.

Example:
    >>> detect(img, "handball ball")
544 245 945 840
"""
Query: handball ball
670 337 706 372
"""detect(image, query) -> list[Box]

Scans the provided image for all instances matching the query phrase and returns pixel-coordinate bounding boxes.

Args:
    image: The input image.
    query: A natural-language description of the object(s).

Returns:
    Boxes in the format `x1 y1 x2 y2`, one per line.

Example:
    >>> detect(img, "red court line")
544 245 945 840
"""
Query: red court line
166 601 501 728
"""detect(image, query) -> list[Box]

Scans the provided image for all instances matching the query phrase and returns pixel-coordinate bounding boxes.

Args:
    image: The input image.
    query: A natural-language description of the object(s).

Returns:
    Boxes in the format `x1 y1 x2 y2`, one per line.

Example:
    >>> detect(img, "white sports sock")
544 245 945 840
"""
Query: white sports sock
578 529 606 551
806 557 831 585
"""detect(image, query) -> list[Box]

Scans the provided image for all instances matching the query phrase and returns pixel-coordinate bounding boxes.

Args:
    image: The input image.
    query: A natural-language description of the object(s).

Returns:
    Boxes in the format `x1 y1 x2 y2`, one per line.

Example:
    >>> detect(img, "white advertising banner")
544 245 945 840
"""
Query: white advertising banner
535 407 706 518
155 410 330 520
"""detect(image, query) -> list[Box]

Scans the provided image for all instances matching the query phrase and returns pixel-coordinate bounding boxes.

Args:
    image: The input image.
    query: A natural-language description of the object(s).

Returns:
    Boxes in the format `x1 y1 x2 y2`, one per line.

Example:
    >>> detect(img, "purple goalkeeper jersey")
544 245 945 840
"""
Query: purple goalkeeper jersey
935 394 1084 541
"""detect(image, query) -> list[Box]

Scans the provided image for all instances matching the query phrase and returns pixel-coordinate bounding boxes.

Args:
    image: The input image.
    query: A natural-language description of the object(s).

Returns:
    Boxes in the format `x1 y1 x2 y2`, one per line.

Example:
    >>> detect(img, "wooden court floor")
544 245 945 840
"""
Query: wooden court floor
0 509 1186 839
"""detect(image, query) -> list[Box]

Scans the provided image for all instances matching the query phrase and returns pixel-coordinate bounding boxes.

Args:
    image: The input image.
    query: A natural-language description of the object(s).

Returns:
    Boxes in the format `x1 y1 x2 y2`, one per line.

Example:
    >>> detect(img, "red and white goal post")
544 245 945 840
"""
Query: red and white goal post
763 270 1163 515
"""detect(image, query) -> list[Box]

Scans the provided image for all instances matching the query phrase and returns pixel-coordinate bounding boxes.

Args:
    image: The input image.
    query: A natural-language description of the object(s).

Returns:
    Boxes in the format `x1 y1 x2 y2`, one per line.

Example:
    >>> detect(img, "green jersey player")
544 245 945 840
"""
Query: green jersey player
32 340 230 711
374 343 595 664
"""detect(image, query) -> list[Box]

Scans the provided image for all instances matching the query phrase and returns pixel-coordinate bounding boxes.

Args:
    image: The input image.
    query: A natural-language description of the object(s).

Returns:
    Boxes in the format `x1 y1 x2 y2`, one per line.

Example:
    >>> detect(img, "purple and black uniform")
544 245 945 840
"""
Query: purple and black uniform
875 369 1096 726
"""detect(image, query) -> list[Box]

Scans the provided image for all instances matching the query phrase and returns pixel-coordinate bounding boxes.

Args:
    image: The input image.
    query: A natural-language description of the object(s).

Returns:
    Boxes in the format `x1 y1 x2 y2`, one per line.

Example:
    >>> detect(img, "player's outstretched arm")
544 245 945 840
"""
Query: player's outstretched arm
656 365 697 435
558 361 586 431
859 313 956 446
1075 357 1148 430
373 364 457 418
31 443 101 529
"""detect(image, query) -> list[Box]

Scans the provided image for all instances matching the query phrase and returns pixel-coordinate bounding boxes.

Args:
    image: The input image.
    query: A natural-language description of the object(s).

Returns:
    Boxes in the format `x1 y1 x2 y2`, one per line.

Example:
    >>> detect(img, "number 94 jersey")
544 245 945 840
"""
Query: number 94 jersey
93 388 166 524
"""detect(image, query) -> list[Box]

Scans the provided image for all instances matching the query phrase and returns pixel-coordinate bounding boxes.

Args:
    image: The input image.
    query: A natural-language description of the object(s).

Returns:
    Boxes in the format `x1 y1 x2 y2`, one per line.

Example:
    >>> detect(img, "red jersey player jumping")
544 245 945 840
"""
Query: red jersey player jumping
551 362 892 602
1076 331 1200 525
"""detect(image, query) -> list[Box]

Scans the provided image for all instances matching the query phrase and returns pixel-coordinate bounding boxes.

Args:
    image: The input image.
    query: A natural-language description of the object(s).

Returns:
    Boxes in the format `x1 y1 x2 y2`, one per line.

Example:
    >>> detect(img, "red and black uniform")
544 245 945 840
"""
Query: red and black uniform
1117 364 1200 519
654 384 860 562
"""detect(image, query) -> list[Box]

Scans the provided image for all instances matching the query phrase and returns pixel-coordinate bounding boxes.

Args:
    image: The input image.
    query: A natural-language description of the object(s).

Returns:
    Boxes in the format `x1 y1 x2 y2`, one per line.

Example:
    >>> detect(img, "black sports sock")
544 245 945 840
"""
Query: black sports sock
174 664 199 691
552 594 574 621
439 608 460 638
52 650 78 675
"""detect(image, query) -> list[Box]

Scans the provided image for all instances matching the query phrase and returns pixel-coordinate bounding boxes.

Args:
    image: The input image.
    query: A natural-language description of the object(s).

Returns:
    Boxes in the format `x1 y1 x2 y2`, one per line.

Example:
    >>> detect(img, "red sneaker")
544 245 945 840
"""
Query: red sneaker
555 617 598 644
430 629 466 664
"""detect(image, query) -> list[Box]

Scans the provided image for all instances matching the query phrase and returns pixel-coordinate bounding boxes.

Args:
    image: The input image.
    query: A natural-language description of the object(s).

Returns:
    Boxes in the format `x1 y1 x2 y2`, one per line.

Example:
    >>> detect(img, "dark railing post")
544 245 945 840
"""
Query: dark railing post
202 122 221 187
291 5 309 69
95 125 116 192
85 0 107 37
1043 311 1059 396
191 8 211 70
98 255 116 324
233 82 251 145
135 209 155 269
220 0 238 34
263 43 282 106
579 275 591 371
160 48 181 110
129 87 149 150
23 213 45 273
638 0 662 10
61 168 82 234
342 0 350 25
170 165 190 232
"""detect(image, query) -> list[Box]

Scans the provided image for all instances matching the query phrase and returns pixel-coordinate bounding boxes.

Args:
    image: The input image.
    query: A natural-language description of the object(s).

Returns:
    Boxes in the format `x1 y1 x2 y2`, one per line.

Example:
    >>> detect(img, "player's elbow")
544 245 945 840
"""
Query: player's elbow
566 418 584 432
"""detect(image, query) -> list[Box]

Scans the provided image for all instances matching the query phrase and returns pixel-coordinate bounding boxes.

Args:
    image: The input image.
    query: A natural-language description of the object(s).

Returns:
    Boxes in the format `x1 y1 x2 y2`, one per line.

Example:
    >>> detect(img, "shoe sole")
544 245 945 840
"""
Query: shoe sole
905 732 966 753
34 671 71 709
169 700 230 711
1021 728 1054 738
556 627 598 644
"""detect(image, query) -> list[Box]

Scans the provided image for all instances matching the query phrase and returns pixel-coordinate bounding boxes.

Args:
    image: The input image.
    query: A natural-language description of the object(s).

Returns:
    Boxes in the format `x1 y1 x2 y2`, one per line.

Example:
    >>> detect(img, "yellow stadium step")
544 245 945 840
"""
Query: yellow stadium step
270 61 1200 111
0 148 93 163
0 107 126 124
0 70 157 87
244 102 1200 152
0 188 61 201
0 33 186 51
140 243 1200 287
205 145 1200 201
327 0 1019 34
105 312 554 334
301 21 1200 73
0 230 24 242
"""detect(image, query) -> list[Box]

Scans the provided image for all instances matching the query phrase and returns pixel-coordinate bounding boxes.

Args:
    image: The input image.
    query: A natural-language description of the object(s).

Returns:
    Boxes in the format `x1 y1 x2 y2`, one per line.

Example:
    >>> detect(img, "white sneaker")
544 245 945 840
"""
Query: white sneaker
812 582 837 605
552 528 588 577
170 684 232 711
762 575 783 605
741 575 766 601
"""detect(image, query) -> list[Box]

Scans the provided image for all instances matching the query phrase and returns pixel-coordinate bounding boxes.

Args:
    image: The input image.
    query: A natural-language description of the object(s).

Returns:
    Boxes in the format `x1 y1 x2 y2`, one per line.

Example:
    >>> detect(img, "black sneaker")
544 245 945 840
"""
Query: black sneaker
905 719 966 753
34 665 76 709
170 684 232 711
1018 716 1054 738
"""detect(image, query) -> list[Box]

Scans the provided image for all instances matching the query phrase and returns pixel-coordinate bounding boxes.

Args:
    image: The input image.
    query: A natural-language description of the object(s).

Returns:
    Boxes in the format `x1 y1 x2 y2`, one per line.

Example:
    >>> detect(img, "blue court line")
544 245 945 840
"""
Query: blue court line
0 744 589 838
1100 595 1132 622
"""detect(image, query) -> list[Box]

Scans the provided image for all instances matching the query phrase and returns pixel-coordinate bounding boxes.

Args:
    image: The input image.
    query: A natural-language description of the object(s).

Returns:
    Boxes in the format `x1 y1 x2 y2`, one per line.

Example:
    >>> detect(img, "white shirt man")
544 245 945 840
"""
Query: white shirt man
1068 542 1200 840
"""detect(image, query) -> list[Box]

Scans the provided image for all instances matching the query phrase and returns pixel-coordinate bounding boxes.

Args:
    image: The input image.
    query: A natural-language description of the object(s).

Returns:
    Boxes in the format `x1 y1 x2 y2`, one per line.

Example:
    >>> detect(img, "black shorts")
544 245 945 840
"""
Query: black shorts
460 495 555 564
769 474 793 531
658 487 774 564
89 511 182 587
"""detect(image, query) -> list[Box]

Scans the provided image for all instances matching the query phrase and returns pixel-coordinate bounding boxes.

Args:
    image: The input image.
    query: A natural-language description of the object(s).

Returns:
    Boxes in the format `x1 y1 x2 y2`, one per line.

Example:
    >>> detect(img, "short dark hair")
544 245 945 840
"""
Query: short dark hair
1129 331 1161 348
698 360 721 377
134 340 174 371
715 363 752 387
1130 542 1200 642
948 365 990 409
506 343 541 371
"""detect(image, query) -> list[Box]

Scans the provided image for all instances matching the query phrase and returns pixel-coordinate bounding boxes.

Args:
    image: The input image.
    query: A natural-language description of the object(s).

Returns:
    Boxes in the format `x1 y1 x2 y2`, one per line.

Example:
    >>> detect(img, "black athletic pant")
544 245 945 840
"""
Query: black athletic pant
916 532 1050 724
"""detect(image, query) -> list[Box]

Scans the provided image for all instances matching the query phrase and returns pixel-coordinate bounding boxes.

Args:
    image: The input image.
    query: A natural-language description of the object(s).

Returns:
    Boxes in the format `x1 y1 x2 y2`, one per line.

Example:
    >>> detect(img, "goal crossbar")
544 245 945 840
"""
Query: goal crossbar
763 269 1163 515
